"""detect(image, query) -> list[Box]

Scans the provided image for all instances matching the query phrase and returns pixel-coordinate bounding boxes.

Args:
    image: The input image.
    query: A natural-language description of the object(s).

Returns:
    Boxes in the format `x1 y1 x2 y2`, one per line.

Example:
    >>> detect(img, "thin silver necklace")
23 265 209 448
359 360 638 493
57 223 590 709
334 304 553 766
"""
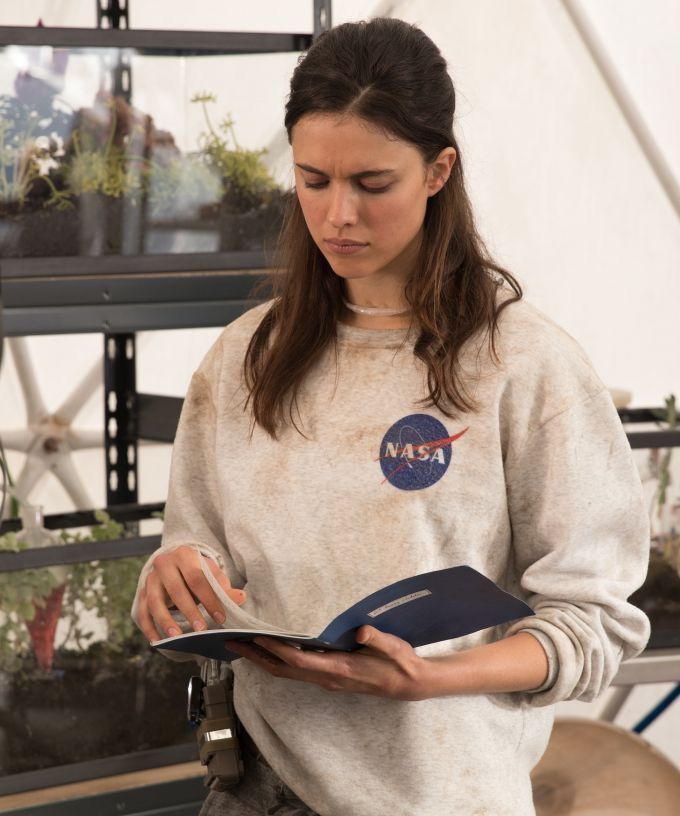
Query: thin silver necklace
342 298 410 317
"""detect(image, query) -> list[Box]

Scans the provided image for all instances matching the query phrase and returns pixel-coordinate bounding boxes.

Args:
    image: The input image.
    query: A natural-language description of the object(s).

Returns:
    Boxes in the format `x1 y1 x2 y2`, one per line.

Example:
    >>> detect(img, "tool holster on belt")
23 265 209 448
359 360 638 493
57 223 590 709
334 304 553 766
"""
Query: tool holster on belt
188 659 244 790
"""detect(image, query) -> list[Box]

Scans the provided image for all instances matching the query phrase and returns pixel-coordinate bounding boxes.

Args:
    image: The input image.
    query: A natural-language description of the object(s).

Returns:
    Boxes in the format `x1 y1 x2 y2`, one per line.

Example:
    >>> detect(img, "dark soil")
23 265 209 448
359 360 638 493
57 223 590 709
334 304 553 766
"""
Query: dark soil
0 646 195 776
217 196 286 253
630 551 680 649
0 208 80 258
0 194 285 259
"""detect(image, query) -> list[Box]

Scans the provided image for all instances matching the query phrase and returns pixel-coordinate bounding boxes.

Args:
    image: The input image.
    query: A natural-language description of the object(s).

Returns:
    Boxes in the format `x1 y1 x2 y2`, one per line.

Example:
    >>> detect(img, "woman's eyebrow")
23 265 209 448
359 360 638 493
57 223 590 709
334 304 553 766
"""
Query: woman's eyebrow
295 163 395 179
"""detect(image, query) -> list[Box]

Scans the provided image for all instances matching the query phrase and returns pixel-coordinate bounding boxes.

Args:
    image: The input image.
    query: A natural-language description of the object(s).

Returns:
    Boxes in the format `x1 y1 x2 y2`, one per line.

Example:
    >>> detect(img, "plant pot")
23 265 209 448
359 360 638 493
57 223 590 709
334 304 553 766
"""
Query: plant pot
218 195 285 253
77 192 145 256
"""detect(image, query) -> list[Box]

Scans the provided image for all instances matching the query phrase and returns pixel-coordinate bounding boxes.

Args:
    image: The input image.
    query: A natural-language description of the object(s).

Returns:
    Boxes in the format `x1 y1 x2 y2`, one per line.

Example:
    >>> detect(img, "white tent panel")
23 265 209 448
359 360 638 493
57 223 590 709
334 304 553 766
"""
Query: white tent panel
364 0 680 405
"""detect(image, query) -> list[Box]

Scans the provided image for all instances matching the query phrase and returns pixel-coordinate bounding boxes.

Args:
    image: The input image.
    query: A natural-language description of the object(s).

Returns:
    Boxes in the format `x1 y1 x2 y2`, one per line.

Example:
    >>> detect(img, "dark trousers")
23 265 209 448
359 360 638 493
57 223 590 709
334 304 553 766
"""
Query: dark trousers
199 736 319 816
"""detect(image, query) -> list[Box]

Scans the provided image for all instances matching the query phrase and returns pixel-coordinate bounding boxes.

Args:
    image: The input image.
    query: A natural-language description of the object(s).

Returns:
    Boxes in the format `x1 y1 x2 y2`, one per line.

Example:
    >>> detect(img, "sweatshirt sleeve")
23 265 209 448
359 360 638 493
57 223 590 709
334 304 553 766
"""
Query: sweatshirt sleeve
130 337 243 629
502 386 651 706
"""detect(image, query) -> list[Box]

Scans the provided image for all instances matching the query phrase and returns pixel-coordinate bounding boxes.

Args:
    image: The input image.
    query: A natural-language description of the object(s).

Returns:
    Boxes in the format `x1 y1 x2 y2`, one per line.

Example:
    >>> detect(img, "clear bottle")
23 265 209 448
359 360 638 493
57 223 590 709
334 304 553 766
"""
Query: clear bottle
16 503 68 582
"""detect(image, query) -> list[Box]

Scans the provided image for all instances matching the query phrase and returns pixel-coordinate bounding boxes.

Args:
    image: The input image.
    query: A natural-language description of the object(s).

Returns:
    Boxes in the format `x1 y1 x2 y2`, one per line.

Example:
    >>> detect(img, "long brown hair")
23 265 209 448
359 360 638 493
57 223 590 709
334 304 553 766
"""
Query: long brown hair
245 18 521 437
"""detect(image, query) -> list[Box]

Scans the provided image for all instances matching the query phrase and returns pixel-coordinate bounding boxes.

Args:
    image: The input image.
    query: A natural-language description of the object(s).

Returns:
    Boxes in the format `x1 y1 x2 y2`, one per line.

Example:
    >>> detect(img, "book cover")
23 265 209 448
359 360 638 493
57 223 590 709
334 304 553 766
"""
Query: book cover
152 561 534 662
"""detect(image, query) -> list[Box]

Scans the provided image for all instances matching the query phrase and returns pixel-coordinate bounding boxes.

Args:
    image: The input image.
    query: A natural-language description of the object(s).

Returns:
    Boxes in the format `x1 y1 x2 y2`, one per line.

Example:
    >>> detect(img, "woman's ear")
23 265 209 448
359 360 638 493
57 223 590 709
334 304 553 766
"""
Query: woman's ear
426 147 457 196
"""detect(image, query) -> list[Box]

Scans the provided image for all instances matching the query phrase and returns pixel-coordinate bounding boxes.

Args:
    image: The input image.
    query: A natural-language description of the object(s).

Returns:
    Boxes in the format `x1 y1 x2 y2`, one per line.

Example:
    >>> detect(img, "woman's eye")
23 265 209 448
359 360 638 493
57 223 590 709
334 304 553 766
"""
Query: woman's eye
360 184 391 194
303 181 391 194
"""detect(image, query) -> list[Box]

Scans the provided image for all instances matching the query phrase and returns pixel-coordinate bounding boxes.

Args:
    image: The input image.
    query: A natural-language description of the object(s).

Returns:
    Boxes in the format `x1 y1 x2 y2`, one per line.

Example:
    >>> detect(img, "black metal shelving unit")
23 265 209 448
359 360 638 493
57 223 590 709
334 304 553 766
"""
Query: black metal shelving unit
0 2 331 806
2 255 269 335
0 0 333 499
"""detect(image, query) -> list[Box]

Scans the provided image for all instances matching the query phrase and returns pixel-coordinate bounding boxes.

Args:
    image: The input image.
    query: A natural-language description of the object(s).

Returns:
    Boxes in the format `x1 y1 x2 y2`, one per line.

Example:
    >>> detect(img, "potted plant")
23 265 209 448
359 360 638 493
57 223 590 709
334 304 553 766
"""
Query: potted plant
1 87 285 260
190 92 285 252
0 510 196 778
40 93 150 256
0 93 77 258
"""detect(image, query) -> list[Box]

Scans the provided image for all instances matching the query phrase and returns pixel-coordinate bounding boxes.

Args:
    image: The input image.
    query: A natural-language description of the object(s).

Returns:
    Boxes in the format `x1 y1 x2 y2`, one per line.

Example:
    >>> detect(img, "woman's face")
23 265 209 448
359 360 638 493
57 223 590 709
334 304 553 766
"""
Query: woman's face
291 113 454 295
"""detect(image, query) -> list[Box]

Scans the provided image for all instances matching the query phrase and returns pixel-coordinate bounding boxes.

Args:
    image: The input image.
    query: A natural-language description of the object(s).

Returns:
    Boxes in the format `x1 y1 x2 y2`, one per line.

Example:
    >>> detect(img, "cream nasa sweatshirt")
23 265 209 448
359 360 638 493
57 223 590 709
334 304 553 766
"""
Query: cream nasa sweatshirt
132 296 650 816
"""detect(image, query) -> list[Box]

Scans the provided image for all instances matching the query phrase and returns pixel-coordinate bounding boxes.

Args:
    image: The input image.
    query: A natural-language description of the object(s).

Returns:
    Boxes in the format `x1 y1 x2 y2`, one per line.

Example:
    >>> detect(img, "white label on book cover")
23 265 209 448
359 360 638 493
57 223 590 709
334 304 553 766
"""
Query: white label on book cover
368 589 432 618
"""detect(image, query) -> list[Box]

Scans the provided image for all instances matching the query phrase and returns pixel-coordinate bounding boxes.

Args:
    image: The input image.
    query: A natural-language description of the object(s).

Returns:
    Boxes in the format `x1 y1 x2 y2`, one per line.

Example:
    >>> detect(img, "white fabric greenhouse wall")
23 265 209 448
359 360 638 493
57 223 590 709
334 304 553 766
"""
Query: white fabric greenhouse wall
1 0 679 768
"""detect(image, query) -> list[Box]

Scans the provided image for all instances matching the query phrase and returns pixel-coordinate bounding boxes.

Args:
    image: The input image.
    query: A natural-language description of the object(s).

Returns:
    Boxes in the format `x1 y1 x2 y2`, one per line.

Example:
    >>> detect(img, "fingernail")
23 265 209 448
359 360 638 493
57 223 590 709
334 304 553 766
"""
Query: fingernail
167 626 180 637
193 620 207 631
214 611 226 624
233 590 246 602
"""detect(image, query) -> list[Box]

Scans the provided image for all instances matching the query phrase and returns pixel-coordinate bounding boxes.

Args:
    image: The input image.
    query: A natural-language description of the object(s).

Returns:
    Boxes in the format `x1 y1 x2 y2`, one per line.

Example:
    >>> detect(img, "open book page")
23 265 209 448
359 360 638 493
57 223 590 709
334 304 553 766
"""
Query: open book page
197 552 292 635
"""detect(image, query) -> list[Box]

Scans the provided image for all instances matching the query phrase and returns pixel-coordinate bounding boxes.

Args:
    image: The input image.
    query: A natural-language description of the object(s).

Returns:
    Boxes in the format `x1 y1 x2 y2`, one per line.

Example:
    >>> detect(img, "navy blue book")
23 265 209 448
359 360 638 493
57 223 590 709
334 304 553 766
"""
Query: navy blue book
152 565 534 662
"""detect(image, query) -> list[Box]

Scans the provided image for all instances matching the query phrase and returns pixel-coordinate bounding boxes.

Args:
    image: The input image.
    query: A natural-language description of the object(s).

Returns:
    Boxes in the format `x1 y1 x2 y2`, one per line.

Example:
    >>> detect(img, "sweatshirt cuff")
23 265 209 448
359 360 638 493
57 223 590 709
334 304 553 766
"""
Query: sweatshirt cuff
515 627 559 693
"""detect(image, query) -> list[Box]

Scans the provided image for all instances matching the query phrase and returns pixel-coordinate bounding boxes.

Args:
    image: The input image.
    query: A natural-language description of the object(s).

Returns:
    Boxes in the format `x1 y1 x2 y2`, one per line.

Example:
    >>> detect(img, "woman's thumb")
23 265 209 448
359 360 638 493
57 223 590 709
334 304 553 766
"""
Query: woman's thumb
206 558 247 606
227 588 247 606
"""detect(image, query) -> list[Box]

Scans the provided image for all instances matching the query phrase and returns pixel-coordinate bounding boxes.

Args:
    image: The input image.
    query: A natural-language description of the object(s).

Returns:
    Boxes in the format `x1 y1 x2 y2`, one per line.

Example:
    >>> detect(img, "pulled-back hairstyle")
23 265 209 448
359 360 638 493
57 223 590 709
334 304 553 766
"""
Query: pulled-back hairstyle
245 17 521 436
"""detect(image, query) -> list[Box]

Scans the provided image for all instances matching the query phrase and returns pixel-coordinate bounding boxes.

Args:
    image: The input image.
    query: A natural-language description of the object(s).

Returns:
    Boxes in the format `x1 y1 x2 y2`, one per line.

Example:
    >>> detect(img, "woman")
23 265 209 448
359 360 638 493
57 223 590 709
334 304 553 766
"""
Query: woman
132 18 650 816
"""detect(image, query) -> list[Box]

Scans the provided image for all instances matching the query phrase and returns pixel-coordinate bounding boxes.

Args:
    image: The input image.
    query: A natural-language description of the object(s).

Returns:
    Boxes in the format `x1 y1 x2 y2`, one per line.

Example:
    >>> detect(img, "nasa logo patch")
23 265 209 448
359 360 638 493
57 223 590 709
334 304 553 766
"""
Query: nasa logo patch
378 414 468 491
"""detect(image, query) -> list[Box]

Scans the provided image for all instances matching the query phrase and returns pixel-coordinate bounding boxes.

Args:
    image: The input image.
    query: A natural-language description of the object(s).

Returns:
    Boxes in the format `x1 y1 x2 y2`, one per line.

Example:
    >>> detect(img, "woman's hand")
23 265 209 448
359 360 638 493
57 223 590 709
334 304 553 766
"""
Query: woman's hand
225 626 436 701
136 545 246 642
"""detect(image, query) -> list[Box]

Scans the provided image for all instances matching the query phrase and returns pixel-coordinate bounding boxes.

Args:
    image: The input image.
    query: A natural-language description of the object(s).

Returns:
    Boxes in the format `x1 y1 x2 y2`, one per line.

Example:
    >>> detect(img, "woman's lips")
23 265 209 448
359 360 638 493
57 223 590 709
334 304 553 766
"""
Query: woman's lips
324 239 368 256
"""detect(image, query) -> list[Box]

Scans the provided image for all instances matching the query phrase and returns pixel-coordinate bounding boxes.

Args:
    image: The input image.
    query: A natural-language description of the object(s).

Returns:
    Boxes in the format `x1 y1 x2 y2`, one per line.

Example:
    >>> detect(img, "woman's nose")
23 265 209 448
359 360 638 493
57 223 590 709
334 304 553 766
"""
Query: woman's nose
327 184 358 228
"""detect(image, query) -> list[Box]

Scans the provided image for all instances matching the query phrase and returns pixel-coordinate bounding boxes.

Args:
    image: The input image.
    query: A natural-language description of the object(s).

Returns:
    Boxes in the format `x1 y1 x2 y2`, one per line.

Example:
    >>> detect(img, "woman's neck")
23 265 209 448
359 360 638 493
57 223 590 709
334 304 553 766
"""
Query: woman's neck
341 310 413 330
342 281 412 330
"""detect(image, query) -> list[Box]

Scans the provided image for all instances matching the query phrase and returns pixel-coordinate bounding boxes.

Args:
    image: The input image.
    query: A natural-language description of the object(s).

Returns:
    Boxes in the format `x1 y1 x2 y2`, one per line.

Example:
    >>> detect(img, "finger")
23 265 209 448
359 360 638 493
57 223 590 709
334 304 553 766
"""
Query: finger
226 639 287 671
144 571 183 637
172 550 246 621
205 558 247 606
136 587 164 641
252 637 357 678
231 640 346 691
251 637 309 663
355 626 409 661
175 557 231 624
236 639 387 695
146 566 205 634
231 639 306 673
